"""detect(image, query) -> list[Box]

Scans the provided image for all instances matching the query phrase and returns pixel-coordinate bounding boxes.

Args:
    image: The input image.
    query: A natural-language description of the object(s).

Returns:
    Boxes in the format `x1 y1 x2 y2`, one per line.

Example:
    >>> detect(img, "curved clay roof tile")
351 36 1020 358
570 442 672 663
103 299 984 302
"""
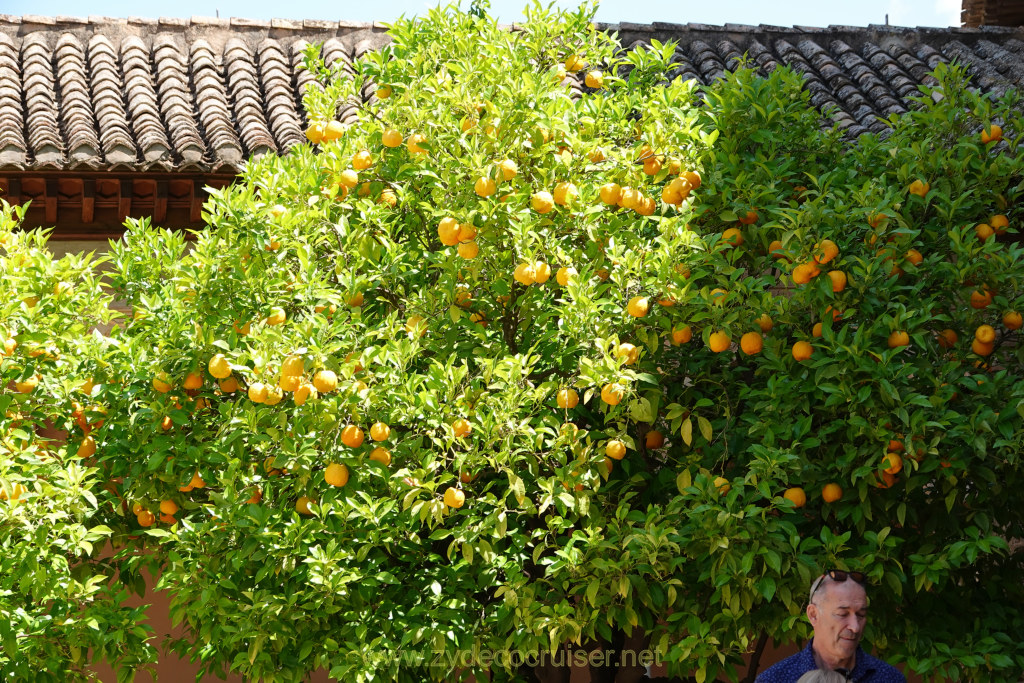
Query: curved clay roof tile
21 35 64 164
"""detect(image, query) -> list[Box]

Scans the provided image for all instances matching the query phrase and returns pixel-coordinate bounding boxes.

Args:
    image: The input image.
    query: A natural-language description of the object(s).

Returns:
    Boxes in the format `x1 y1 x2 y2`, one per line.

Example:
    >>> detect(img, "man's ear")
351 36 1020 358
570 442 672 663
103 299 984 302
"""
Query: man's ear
806 602 819 627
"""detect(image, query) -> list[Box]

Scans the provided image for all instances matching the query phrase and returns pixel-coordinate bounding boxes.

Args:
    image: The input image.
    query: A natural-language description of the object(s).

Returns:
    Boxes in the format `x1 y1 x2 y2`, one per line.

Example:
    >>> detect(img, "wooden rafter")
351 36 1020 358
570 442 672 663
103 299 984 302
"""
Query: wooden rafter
0 171 235 239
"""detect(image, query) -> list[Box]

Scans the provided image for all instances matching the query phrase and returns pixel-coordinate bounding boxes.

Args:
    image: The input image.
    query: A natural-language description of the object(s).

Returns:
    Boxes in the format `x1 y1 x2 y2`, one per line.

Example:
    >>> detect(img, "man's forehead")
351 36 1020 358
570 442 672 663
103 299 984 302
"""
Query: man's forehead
820 579 868 605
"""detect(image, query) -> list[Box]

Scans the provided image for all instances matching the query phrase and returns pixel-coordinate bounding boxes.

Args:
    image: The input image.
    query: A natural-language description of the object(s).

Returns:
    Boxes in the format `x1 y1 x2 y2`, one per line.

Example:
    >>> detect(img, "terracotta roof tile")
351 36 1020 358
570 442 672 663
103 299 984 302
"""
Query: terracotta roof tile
0 17 1020 173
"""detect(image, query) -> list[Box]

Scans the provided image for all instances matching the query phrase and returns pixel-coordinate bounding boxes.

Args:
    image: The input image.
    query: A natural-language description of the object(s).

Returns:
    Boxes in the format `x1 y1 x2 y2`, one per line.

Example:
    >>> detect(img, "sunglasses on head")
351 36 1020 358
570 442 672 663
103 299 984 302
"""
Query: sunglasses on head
809 569 867 601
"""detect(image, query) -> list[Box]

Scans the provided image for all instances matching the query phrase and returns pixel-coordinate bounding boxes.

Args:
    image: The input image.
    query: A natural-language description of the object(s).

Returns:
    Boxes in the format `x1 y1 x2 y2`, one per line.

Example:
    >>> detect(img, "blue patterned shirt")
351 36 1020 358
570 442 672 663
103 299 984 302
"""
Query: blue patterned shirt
755 639 906 683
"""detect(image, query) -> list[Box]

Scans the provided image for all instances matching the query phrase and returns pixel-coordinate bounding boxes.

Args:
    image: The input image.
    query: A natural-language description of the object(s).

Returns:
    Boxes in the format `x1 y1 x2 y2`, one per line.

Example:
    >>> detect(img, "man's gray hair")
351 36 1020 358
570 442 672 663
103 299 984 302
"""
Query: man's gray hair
808 574 828 604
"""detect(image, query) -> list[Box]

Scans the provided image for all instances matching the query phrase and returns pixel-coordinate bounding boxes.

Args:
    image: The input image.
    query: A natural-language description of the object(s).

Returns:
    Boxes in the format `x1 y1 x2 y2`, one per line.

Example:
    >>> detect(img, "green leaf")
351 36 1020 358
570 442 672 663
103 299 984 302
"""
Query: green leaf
697 416 713 442
676 469 692 494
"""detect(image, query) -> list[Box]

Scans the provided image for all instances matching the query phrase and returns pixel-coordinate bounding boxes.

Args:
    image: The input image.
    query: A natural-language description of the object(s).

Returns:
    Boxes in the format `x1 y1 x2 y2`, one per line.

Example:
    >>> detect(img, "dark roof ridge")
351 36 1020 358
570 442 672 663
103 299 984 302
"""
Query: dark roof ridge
0 14 388 37
3 14 1023 35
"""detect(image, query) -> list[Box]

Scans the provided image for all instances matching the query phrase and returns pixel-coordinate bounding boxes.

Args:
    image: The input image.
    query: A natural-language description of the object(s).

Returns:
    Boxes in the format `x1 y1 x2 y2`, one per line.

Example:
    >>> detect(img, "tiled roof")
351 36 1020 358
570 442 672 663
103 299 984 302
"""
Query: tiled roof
0 16 1023 172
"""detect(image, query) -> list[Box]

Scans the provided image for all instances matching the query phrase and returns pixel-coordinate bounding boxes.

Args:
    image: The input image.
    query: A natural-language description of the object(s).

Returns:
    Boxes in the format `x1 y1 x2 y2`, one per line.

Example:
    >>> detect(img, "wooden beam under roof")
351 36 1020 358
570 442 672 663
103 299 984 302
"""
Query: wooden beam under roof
0 171 235 239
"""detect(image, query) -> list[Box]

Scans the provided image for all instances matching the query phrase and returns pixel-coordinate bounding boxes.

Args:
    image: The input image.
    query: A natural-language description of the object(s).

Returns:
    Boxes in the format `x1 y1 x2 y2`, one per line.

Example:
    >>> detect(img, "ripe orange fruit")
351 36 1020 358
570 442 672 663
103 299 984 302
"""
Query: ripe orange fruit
352 149 373 170
457 241 479 259
645 430 665 449
564 53 584 72
1003 311 1022 330
584 70 603 88
405 133 425 156
605 439 627 460
975 324 996 344
77 435 96 457
783 487 806 508
739 331 763 355
322 120 345 141
474 176 496 197
246 487 263 504
990 214 1009 234
792 340 813 361
189 472 206 489
616 343 640 365
443 487 466 509
822 483 842 503
264 386 284 406
714 476 731 495
671 324 693 345
812 322 823 338
627 296 650 318
970 288 993 309
325 462 350 489
208 354 231 379
905 249 923 266
642 156 662 176
875 470 897 489
828 271 847 293
339 169 359 188
280 355 304 378
738 210 758 225
682 170 702 190
150 372 173 393
341 425 365 448
531 191 555 214
709 288 728 305
722 228 744 247
791 262 816 285
513 262 537 285
292 381 316 406
553 181 579 207
883 452 903 475
971 338 994 356
305 121 326 144
599 183 621 205
708 331 731 353
312 370 337 394
768 240 785 259
438 217 460 246
266 306 287 325
370 422 391 442
15 375 39 394
182 372 203 390
976 223 995 241
159 499 179 516
369 447 392 466
376 84 392 98
814 239 839 264
908 179 930 197
452 418 472 438
556 388 579 409
980 123 1003 144
382 129 402 148
137 510 156 527
756 314 774 333
887 330 910 348
533 262 552 284
295 496 314 515
601 383 626 406
248 382 268 403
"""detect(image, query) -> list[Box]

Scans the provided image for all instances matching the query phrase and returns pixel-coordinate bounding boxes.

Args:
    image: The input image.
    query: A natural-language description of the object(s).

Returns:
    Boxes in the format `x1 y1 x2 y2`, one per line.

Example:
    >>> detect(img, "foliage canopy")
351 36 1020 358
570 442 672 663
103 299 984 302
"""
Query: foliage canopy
2 3 1023 682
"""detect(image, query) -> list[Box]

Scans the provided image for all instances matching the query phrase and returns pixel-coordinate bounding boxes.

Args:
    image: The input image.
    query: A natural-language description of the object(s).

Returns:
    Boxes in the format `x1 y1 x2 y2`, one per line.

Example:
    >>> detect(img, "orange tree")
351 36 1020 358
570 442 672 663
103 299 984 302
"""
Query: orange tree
0 205 155 680
6 2 1023 682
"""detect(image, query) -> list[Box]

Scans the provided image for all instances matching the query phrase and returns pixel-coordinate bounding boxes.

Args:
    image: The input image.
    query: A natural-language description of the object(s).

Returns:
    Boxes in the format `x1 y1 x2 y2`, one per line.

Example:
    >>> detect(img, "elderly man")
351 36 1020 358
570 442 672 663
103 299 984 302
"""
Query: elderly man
756 570 905 682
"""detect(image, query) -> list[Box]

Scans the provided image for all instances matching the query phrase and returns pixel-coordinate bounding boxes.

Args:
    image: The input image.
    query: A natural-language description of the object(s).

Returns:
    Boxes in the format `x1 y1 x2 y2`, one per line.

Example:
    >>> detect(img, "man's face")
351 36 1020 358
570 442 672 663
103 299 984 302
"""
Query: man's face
807 578 868 666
